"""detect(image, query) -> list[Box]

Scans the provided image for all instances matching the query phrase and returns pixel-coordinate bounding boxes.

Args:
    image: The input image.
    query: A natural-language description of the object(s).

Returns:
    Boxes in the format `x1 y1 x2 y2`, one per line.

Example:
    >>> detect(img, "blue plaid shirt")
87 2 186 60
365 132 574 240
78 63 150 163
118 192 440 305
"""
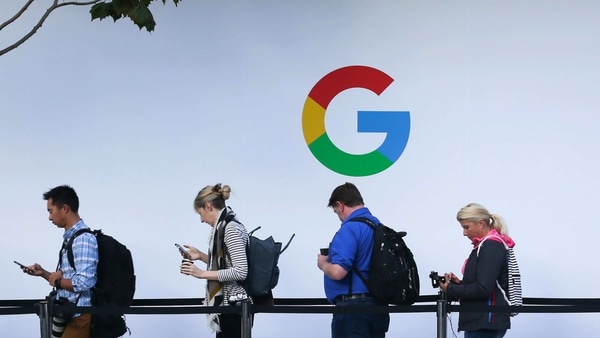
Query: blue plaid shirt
57 220 98 309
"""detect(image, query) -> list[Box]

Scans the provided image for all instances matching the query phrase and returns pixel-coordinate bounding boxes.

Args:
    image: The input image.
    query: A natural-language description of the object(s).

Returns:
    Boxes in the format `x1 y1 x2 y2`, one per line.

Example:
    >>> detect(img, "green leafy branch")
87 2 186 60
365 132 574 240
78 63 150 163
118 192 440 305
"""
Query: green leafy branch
90 0 180 32
0 0 180 57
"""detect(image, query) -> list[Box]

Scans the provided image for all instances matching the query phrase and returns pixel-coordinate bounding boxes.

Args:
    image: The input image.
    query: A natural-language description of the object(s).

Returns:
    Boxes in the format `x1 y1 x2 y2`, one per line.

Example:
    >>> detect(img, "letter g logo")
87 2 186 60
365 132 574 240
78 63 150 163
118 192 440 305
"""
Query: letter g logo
302 66 411 176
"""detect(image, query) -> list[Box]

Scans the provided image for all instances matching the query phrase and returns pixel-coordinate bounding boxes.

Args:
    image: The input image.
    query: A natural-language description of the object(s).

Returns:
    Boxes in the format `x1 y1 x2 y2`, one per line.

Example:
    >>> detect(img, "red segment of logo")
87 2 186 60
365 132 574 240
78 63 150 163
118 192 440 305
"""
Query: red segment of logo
307 65 394 109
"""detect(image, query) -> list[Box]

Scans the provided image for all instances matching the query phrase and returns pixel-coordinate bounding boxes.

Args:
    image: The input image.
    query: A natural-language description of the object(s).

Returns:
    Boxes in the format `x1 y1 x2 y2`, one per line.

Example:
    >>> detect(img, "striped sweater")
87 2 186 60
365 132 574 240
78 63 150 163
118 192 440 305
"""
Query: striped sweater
213 210 250 305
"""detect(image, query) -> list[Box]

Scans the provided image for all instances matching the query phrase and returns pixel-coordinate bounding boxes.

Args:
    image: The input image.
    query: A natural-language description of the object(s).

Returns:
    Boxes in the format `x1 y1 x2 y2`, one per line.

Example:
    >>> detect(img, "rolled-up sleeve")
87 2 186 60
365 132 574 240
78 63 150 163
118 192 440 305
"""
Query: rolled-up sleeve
71 233 98 292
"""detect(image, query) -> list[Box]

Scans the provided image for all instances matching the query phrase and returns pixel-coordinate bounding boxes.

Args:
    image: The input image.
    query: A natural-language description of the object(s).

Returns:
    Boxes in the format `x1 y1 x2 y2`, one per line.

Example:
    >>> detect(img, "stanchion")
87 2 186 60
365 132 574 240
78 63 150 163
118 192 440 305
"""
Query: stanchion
37 300 51 338
436 291 447 338
240 299 252 338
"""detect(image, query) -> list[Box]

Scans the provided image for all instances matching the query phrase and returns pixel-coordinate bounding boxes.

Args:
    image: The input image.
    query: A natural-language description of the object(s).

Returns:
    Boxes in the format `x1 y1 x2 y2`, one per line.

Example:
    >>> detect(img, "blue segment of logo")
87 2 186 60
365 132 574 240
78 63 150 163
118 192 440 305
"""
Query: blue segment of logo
357 111 411 162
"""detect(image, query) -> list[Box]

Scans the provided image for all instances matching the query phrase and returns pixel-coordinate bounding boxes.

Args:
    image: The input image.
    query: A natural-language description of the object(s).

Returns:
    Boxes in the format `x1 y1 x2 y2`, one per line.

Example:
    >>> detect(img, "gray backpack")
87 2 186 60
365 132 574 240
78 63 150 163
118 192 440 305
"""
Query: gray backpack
223 215 295 298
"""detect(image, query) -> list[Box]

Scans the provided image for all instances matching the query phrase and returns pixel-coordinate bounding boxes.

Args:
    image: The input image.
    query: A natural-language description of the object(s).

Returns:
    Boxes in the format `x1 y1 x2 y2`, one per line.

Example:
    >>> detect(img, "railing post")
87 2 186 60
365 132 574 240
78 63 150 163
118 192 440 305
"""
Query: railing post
240 299 252 338
37 300 51 338
436 291 448 338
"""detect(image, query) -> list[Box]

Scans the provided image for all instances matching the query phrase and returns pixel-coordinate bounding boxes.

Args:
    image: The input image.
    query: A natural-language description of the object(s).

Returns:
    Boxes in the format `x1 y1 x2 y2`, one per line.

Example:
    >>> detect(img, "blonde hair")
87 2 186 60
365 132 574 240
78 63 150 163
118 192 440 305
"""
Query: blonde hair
456 203 509 236
193 183 231 212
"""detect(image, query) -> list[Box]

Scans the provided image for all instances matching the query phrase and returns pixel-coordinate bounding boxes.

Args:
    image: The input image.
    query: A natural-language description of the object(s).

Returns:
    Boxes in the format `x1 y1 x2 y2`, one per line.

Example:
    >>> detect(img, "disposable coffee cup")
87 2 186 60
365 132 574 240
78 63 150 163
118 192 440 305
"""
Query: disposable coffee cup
320 248 329 256
180 259 193 275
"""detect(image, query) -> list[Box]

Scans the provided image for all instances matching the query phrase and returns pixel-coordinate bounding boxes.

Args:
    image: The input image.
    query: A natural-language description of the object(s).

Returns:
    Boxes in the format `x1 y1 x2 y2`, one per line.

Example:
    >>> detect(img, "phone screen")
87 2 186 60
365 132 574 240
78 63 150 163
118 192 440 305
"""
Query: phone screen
175 244 190 258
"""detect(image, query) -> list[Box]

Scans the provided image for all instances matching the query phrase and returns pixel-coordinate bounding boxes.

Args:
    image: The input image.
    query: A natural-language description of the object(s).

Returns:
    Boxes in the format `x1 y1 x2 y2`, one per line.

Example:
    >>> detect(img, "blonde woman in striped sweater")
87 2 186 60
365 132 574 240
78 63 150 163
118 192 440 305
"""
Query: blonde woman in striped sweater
180 183 250 338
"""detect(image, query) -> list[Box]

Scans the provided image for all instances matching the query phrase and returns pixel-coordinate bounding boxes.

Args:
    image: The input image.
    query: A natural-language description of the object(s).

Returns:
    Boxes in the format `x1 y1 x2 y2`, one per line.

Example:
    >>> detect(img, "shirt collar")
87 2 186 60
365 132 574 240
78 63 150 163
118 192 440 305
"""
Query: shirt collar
471 229 500 248
63 219 85 241
341 207 371 226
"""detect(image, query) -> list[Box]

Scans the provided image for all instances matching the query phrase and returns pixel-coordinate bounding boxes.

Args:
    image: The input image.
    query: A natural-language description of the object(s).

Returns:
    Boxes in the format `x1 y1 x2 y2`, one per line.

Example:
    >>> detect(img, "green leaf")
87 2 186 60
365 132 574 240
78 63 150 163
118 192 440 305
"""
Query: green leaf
90 3 111 21
130 4 156 32
91 0 176 31
90 3 123 22
112 0 138 16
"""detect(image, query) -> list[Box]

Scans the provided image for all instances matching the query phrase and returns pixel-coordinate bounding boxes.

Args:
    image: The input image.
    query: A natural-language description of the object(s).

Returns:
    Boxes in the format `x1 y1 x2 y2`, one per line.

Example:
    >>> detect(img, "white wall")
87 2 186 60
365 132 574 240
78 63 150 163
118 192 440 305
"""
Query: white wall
1 1 599 337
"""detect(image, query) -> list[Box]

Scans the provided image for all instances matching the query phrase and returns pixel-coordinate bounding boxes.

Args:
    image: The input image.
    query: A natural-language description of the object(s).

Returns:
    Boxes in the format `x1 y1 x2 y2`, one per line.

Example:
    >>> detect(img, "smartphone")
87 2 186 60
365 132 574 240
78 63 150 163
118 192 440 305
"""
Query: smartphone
175 244 191 259
14 261 27 269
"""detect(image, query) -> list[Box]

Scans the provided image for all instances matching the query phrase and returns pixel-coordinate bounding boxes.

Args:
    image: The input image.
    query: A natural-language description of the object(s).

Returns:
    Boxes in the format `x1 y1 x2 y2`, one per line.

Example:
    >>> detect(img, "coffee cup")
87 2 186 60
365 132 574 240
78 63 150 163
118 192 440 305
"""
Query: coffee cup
180 259 194 275
320 248 329 256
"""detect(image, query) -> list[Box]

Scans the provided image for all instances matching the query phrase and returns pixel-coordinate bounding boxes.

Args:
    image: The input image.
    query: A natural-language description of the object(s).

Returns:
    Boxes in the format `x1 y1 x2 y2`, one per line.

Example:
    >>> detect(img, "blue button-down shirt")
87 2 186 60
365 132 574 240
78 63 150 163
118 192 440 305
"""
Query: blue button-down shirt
57 219 98 310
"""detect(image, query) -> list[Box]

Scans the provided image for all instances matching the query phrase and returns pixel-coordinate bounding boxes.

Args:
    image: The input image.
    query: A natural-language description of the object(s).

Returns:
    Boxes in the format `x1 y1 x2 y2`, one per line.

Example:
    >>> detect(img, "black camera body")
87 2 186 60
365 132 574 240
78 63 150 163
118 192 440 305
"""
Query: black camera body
429 271 446 288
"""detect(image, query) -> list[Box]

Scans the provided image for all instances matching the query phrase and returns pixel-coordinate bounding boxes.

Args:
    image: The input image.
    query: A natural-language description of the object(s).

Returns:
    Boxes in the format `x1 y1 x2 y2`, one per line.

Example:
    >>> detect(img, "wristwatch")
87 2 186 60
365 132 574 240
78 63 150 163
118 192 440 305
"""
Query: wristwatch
54 278 62 289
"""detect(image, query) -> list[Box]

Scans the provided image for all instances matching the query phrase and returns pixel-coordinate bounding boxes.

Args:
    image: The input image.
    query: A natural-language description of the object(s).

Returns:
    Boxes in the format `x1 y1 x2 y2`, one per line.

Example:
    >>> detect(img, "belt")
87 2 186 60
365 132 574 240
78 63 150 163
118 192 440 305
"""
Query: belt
333 293 371 305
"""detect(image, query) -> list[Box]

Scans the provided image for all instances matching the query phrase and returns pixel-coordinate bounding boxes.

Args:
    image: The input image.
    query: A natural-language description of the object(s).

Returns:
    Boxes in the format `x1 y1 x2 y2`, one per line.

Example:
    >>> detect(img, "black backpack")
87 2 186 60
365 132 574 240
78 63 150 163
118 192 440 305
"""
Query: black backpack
223 216 295 299
349 217 420 305
63 228 136 338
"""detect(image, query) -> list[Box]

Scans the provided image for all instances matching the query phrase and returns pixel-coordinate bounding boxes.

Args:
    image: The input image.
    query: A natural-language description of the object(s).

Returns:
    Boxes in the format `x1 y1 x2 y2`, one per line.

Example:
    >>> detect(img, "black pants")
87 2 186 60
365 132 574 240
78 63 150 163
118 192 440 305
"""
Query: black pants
216 313 255 338
216 313 240 338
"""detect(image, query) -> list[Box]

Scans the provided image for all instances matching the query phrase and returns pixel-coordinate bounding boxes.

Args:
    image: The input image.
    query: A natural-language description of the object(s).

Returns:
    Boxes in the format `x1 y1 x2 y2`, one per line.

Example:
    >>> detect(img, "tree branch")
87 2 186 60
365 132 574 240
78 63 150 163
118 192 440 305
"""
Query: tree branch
55 1 102 9
0 0 100 56
0 0 36 32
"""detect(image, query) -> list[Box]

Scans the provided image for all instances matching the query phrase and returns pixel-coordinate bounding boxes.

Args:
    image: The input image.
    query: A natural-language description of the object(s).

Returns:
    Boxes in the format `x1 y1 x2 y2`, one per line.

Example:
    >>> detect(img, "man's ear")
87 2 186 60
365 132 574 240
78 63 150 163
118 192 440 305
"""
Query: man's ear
61 204 71 213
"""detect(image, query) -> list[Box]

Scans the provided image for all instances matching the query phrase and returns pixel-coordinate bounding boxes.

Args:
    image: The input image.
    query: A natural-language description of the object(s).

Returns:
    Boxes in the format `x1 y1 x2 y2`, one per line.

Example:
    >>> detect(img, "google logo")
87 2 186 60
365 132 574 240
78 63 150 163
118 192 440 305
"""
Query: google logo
302 65 411 176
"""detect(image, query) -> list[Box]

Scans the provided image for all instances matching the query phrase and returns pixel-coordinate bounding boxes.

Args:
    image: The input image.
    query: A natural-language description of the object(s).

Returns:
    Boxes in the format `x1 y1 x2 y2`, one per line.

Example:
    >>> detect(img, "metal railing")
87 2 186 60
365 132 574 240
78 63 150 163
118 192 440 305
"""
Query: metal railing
2 294 600 338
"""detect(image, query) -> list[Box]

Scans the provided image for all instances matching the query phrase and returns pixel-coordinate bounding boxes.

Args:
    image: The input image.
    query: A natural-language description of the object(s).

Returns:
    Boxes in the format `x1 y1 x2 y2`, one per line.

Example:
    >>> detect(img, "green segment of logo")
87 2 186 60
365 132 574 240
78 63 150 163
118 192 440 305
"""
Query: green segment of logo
308 133 393 177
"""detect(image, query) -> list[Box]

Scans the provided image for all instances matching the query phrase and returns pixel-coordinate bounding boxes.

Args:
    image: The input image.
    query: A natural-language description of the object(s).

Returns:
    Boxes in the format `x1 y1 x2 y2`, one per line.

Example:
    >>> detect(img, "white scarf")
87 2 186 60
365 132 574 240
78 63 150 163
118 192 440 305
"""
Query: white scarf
205 211 226 332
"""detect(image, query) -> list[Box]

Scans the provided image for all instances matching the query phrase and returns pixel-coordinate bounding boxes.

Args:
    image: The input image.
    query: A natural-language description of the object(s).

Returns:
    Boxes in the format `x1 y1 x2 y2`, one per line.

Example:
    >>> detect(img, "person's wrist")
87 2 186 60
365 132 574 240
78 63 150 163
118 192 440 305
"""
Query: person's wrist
54 277 62 289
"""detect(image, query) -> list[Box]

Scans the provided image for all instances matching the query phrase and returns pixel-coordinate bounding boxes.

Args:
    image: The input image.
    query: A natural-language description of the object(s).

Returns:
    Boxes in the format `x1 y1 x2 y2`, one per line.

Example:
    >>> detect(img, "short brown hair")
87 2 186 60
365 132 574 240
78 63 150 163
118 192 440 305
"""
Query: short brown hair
327 182 364 208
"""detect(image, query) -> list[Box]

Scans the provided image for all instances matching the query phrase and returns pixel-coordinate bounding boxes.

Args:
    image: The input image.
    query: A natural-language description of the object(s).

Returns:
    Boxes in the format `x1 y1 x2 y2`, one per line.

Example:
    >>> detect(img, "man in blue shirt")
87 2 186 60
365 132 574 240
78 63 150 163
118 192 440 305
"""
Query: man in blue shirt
317 182 390 338
23 185 98 338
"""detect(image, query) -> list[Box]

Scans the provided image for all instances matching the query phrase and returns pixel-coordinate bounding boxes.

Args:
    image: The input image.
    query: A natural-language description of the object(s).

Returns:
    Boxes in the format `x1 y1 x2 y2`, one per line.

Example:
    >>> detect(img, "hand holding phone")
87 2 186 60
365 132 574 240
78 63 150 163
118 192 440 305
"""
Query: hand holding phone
175 244 191 259
14 260 34 274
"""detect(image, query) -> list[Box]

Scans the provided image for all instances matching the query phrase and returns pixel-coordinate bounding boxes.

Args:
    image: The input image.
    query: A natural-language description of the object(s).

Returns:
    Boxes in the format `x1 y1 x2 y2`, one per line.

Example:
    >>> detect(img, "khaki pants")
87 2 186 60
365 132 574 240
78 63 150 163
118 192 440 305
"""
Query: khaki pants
62 313 91 338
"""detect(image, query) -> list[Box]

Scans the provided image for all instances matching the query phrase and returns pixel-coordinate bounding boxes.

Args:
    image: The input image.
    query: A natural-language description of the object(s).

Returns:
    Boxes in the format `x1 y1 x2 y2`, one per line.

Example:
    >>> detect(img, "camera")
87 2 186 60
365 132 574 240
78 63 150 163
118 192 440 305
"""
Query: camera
429 271 446 288
228 293 249 305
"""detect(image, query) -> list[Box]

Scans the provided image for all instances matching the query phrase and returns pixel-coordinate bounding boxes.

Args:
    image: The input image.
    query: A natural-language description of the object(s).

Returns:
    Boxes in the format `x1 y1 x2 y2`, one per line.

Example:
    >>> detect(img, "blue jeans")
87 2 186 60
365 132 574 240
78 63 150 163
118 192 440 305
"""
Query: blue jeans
331 297 390 338
464 329 507 338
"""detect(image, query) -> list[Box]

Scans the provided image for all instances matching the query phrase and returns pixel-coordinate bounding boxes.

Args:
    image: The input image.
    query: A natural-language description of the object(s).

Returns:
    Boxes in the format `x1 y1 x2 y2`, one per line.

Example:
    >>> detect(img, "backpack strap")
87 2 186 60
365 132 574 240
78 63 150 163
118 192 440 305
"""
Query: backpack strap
346 217 378 296
349 217 378 229
58 228 94 271
476 235 512 305
476 235 508 257
220 213 241 268
219 213 253 296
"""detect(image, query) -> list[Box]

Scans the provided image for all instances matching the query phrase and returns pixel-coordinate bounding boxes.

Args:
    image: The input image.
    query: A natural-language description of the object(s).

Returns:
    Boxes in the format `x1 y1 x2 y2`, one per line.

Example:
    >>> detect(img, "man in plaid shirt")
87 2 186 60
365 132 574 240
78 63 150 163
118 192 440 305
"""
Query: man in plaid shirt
23 185 98 338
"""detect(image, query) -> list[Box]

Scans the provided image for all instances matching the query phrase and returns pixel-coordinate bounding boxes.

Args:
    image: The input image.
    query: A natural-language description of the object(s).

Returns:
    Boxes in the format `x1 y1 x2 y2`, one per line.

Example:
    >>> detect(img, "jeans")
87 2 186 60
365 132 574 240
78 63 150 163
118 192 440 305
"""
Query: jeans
331 297 390 338
464 329 507 338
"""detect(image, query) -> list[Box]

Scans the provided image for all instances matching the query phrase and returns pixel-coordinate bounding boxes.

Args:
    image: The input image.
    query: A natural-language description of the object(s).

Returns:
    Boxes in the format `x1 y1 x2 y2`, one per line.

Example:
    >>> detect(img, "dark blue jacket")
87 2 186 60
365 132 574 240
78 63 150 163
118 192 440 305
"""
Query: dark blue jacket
447 239 511 332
